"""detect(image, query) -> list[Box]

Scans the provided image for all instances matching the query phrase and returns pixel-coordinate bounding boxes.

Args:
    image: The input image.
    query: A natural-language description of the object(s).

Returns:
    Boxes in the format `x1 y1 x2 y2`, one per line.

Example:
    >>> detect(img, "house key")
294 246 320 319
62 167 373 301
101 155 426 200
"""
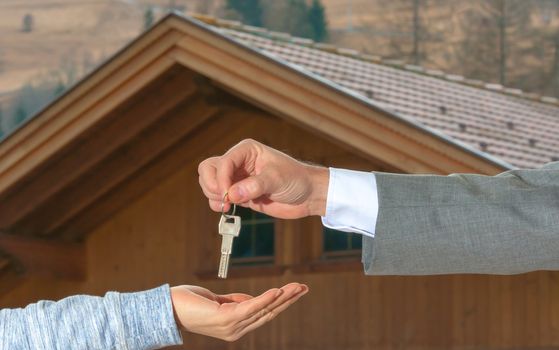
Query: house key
218 193 241 279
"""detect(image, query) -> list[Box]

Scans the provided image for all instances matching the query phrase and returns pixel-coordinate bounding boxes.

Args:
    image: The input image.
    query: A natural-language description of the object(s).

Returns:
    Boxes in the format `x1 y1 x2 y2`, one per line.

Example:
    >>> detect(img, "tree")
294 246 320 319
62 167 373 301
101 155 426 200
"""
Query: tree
497 0 507 85
339 0 451 66
452 1 504 84
225 0 328 41
308 0 328 42
53 81 66 98
0 105 4 139
412 0 420 65
0 48 4 74
9 81 63 131
546 33 559 96
14 104 27 126
503 0 554 93
166 0 186 13
260 0 312 38
196 0 214 14
144 6 155 30
22 13 34 33
451 0 542 88
226 0 263 27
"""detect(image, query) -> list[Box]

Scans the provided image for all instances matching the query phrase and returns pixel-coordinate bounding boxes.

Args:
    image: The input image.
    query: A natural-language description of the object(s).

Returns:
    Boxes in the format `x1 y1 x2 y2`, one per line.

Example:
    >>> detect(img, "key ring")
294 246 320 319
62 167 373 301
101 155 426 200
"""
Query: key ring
220 192 236 217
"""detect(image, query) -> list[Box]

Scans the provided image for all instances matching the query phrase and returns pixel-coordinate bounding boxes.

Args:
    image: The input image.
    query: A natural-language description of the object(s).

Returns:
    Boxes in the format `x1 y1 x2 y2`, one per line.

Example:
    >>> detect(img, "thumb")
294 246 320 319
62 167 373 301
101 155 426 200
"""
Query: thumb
228 171 278 203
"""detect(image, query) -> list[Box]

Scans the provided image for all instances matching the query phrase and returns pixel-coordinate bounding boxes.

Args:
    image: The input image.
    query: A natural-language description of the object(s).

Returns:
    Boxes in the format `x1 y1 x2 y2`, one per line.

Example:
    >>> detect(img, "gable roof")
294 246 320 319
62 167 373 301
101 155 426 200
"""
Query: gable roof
198 17 559 170
0 13 512 197
0 13 524 286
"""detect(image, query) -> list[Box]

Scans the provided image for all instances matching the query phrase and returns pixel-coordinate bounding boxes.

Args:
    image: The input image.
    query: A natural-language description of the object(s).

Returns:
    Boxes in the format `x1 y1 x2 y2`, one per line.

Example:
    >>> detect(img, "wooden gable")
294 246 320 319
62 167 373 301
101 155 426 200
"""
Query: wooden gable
0 12 505 295
1 14 558 350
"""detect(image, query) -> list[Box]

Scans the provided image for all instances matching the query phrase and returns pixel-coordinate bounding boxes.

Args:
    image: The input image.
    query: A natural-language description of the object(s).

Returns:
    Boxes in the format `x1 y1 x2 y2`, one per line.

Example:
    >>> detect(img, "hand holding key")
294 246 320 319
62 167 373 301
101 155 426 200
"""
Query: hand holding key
198 139 329 219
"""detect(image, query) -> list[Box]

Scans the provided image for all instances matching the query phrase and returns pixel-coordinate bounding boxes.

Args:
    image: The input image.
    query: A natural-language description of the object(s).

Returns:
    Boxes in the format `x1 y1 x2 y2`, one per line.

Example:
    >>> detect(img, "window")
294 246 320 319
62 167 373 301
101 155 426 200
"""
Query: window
231 206 275 265
323 227 362 258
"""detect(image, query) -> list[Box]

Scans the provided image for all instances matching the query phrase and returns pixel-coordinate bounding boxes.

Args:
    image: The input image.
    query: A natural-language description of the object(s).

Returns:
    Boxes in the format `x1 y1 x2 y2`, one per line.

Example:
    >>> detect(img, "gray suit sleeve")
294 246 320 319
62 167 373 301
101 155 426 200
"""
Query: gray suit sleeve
362 161 559 275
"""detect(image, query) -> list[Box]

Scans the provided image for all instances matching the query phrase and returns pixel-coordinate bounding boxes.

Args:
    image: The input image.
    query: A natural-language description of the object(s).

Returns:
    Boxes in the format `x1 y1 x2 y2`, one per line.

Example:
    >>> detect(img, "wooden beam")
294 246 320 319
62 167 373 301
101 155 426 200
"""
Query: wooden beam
172 42 459 174
54 109 257 241
0 66 196 230
14 95 219 237
0 233 85 280
0 29 181 196
0 25 181 162
165 17 507 175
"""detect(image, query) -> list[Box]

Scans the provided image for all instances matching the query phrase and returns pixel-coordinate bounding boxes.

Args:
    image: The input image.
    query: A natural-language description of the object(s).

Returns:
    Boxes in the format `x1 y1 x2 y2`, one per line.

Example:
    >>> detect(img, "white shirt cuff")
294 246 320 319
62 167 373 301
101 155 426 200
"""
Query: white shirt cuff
321 168 378 238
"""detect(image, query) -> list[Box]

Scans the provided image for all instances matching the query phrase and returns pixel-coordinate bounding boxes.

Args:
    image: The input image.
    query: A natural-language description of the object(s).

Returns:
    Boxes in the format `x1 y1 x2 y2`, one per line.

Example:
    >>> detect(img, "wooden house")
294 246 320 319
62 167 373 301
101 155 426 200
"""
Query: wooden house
1 13 559 349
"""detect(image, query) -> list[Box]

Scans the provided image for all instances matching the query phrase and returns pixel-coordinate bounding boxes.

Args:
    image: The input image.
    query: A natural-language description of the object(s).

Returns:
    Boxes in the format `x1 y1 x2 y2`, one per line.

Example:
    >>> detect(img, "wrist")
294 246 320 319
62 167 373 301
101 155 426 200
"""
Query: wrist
305 165 329 216
170 287 182 330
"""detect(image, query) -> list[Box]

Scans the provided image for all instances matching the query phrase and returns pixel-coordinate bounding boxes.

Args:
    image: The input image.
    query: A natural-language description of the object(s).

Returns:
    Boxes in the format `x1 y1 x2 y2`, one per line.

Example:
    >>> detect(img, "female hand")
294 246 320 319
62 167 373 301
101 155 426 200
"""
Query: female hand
170 282 308 341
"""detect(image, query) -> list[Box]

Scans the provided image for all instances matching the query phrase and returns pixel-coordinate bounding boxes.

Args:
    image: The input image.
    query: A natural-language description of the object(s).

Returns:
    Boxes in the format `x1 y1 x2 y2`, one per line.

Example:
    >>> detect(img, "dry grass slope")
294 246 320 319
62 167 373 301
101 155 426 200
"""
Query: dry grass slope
0 0 172 93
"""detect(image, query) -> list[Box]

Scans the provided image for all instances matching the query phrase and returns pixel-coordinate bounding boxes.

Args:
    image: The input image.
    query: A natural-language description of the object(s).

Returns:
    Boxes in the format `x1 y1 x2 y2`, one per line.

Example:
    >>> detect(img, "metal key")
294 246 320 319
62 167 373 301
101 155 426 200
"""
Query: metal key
218 213 241 279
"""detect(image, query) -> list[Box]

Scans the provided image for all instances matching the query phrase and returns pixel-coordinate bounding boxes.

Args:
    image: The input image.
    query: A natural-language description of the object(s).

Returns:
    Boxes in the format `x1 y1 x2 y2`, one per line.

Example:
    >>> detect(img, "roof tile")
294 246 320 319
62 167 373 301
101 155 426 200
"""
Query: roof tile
218 26 559 169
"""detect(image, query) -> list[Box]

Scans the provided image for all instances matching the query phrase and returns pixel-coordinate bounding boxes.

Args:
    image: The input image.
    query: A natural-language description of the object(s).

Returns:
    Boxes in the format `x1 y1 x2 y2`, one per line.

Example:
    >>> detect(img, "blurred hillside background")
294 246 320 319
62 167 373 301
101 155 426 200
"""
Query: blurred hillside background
1 0 559 139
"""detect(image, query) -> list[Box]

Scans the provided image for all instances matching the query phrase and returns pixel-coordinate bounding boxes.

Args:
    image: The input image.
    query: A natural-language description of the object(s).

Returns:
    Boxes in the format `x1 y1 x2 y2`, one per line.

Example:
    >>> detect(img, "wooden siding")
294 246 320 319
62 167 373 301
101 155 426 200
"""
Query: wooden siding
0 112 557 350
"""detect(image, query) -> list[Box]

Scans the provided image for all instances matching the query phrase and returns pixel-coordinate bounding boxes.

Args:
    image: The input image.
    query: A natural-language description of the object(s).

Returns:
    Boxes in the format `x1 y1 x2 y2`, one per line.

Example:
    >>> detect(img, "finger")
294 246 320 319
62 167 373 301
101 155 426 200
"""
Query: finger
237 284 307 328
198 159 220 198
198 176 221 202
209 199 229 213
215 140 259 198
216 157 235 199
235 289 308 338
235 288 283 318
216 293 253 304
228 170 277 204
219 140 263 200
266 286 308 317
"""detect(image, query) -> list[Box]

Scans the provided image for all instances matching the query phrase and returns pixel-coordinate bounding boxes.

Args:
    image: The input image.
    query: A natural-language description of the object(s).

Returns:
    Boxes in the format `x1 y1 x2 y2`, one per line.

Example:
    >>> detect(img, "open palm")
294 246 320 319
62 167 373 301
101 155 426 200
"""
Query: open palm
170 283 308 342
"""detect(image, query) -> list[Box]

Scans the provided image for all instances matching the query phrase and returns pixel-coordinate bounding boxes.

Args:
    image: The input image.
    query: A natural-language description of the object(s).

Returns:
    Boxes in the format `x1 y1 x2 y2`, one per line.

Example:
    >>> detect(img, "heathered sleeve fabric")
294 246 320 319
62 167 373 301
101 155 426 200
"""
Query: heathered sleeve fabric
0 284 183 350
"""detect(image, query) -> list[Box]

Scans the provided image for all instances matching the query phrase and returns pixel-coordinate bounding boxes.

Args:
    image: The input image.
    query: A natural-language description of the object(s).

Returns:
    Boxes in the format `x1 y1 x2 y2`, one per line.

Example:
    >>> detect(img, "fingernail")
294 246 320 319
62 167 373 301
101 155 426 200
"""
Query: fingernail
275 289 283 298
231 186 246 201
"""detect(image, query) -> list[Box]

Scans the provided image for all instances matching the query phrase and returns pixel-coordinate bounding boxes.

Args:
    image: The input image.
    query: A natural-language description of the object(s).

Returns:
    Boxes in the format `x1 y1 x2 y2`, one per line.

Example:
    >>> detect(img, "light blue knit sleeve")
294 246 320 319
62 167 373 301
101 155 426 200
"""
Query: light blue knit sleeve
0 284 183 350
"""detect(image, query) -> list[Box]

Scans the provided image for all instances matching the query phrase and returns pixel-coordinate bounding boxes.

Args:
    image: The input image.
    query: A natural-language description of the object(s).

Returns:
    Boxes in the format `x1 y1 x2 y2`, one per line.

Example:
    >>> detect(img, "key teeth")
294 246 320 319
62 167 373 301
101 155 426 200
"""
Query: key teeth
218 253 230 279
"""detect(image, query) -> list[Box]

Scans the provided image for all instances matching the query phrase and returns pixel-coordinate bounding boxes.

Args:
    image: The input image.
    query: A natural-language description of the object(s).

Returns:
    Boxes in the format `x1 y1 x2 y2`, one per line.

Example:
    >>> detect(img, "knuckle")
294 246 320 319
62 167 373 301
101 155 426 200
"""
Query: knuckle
240 138 256 146
250 178 263 193
224 335 237 342
198 157 216 173
197 161 206 174
222 335 233 342
216 157 232 175
260 307 270 318
222 330 241 342
240 138 263 153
